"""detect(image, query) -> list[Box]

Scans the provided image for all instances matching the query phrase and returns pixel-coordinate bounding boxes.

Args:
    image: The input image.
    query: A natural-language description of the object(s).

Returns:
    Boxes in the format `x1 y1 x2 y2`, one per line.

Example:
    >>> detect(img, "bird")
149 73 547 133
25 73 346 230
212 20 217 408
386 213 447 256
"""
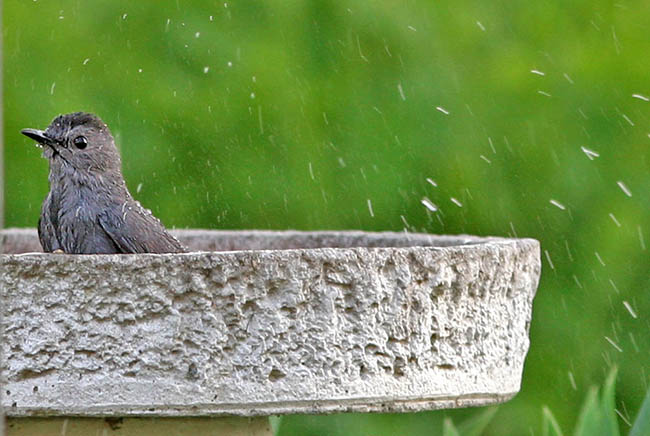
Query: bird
21 112 186 254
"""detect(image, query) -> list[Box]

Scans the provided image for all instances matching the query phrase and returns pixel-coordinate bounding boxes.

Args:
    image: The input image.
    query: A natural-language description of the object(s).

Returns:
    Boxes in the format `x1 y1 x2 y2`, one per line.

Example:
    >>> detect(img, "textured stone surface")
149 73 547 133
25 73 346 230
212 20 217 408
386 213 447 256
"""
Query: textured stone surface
1 229 540 417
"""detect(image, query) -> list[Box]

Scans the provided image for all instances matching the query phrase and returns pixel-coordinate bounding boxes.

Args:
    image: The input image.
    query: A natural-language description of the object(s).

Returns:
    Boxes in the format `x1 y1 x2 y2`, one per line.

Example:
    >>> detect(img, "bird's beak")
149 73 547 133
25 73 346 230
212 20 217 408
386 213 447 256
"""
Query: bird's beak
21 128 56 147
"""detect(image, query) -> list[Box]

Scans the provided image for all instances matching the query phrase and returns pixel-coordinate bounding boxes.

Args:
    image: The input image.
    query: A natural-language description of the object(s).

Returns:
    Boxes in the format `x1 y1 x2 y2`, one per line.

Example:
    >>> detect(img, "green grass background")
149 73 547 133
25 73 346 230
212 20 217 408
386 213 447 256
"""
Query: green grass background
4 1 650 434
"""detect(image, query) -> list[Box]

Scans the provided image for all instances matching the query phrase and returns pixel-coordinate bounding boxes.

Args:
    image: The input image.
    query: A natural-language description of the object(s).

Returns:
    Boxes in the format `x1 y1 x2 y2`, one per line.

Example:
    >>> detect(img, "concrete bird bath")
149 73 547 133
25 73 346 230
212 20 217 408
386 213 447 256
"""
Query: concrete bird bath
1 229 540 435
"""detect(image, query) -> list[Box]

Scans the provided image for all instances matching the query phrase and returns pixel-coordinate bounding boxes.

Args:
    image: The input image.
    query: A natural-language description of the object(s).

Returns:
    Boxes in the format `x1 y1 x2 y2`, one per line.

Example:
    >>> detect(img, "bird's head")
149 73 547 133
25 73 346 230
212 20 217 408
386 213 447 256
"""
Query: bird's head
21 112 122 175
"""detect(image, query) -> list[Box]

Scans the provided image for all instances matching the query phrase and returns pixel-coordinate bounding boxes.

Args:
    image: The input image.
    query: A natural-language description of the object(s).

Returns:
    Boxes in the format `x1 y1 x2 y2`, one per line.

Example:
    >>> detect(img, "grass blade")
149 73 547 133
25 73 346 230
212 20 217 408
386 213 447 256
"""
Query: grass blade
542 406 564 436
456 407 499 436
629 387 650 436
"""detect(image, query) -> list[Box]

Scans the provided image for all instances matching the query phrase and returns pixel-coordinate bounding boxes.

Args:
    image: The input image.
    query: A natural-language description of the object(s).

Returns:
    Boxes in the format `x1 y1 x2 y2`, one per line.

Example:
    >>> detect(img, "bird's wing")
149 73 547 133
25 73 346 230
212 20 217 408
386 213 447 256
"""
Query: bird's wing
38 215 59 252
38 191 62 252
98 201 185 254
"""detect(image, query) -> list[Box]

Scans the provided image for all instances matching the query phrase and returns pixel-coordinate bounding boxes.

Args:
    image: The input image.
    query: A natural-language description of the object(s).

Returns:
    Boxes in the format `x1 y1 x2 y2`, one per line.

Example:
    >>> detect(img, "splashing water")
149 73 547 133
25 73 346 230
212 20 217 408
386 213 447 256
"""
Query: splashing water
421 197 438 212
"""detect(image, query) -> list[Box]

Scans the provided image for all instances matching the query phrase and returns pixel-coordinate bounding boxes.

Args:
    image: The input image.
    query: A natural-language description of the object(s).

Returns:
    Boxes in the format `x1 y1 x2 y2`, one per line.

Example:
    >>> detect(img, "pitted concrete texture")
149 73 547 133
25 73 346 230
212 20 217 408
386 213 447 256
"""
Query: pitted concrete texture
1 229 540 417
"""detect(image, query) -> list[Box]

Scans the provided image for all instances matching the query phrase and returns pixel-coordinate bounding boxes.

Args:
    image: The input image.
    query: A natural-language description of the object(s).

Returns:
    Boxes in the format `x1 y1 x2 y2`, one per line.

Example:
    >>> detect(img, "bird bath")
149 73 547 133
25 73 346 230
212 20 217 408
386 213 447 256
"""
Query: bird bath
1 229 540 435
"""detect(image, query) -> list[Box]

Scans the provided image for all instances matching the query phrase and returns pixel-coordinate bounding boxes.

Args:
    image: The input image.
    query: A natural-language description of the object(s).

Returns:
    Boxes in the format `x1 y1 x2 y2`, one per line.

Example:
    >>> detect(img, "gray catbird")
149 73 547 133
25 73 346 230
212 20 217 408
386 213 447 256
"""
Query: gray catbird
21 112 186 254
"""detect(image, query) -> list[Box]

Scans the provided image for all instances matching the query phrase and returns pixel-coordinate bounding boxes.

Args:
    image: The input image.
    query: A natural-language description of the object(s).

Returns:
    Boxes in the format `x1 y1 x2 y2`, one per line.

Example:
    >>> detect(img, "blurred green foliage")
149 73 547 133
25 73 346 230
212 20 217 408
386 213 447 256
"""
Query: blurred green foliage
4 1 650 434
542 367 650 436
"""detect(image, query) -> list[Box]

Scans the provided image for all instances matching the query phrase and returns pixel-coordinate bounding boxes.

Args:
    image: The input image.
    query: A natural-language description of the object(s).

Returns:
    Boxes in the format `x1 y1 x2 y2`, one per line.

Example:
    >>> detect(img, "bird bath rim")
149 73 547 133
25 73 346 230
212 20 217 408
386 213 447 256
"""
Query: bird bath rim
1 229 540 417
3 228 531 255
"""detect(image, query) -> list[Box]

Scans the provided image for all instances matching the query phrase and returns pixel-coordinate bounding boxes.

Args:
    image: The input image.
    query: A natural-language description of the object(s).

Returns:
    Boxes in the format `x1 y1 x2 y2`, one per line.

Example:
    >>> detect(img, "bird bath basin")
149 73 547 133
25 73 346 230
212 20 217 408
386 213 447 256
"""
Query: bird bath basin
1 229 540 435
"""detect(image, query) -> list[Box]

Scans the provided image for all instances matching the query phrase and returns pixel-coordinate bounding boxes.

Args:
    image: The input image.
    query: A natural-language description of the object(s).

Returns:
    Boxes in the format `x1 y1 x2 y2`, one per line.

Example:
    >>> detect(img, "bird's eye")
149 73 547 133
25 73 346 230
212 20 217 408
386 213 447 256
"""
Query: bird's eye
73 136 88 149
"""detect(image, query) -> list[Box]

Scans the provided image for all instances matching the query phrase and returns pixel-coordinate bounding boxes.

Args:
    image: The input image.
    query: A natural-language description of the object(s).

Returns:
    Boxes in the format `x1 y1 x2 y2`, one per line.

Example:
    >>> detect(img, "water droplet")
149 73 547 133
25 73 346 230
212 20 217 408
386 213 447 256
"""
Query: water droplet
568 372 577 390
367 199 374 217
203 66 210 74
421 197 438 212
544 250 555 269
638 226 646 250
622 301 637 318
397 83 406 101
581 146 599 160
609 213 621 227
604 336 622 352
616 181 632 197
